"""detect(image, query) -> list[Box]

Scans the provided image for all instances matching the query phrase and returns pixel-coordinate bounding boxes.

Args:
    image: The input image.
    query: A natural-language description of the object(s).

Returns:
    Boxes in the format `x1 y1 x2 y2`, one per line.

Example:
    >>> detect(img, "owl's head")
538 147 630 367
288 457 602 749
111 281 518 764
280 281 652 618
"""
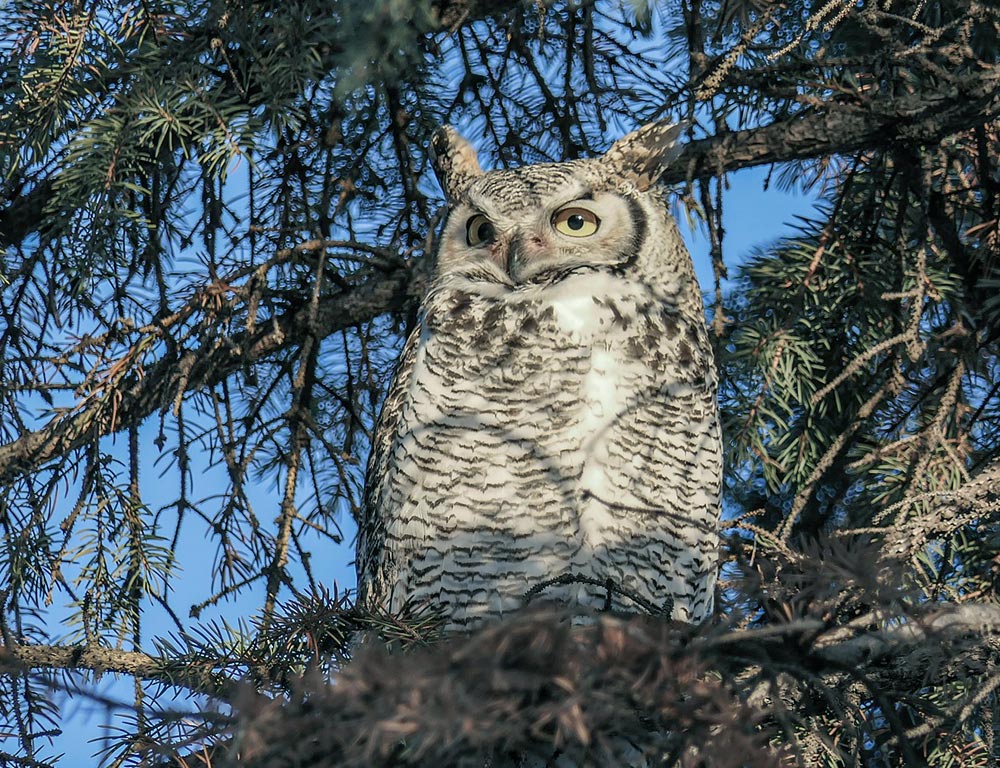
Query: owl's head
429 121 687 286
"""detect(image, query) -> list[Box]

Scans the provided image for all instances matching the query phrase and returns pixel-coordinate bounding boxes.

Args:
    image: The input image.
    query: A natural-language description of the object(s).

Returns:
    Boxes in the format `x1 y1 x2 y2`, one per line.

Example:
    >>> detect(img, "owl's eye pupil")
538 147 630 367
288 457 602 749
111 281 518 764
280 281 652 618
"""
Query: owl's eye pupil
478 222 494 242
552 206 600 237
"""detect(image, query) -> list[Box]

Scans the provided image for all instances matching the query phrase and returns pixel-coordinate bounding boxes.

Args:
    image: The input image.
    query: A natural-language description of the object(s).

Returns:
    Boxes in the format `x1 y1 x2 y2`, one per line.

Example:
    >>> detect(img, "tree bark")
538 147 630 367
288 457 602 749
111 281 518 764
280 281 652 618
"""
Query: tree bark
1 642 233 698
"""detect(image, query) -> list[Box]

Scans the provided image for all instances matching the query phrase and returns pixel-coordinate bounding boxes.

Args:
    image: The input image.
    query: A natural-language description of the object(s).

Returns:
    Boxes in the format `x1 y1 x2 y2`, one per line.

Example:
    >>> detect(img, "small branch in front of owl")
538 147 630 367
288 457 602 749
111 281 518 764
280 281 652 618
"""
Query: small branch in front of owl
523 573 674 618
581 488 718 537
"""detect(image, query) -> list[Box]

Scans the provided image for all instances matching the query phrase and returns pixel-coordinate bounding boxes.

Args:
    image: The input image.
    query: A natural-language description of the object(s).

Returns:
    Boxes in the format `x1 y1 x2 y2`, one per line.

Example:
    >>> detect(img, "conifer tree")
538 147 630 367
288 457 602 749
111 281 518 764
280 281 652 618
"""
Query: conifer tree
1 1 998 765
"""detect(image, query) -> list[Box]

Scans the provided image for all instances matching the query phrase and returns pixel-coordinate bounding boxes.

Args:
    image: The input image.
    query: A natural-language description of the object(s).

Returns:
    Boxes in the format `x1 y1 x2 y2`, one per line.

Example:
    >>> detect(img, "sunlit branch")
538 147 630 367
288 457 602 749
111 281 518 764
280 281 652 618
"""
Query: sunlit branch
0 643 234 699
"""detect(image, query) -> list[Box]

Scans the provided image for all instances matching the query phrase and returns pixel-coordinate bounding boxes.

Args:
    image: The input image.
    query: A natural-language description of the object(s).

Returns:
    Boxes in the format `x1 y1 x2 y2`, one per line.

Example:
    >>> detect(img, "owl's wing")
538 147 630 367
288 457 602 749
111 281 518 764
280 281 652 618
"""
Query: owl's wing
355 320 422 612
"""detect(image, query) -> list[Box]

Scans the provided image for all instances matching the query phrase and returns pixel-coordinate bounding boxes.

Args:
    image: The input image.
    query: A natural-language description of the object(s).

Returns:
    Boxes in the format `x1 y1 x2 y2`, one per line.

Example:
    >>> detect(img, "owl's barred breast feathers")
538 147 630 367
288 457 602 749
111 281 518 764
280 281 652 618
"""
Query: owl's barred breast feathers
357 121 722 633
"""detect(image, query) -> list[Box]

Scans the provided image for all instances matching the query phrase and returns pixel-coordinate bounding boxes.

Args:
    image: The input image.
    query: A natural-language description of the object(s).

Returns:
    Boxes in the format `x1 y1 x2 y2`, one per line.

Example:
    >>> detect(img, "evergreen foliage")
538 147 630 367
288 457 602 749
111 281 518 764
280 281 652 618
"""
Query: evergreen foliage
0 0 998 765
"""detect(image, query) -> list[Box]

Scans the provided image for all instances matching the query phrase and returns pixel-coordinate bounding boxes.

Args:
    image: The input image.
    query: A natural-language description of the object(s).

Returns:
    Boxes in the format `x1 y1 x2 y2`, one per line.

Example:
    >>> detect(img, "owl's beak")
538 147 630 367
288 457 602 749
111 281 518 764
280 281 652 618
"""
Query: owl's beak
488 237 510 274
504 232 548 283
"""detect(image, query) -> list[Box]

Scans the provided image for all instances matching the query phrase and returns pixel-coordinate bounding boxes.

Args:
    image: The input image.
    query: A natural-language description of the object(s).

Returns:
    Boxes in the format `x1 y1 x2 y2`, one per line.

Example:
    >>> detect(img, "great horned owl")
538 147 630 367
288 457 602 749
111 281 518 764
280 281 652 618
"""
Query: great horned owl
357 121 722 633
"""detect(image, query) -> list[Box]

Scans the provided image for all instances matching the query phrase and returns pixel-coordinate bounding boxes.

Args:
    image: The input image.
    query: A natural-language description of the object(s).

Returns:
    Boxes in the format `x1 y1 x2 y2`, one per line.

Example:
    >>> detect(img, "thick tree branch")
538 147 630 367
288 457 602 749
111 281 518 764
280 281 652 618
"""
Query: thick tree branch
814 603 1000 666
665 66 1000 183
0 642 233 698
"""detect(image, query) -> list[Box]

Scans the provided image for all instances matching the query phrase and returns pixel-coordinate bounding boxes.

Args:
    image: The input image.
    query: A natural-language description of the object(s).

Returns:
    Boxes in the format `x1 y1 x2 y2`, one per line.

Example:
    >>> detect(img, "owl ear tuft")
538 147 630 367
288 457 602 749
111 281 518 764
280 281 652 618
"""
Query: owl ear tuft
430 126 483 202
601 120 688 192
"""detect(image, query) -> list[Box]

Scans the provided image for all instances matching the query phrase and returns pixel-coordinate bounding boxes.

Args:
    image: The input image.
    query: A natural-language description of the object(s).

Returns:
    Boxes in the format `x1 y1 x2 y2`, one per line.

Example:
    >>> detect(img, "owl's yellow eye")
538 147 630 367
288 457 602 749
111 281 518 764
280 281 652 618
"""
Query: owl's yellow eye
552 207 600 237
465 214 496 246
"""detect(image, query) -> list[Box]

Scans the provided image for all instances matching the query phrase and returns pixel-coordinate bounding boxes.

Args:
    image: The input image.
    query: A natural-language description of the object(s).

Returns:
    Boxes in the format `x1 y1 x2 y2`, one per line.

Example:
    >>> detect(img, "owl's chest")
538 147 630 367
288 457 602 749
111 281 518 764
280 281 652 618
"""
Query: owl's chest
409 272 692 431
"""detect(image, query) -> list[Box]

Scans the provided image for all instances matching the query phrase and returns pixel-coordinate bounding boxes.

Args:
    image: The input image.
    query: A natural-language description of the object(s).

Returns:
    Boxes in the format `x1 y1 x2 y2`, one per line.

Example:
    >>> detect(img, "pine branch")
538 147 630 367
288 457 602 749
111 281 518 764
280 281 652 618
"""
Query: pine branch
0 263 418 485
877 457 1000 559
2 58 999 485
0 0 532 253
431 0 529 28
229 602 1000 767
812 602 1000 668
0 642 233 699
670 64 1000 182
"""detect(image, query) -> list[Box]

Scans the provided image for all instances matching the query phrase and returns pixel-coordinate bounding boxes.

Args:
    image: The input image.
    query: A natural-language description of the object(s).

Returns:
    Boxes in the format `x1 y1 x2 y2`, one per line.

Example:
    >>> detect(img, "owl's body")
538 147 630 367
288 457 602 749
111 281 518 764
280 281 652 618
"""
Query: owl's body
358 123 721 633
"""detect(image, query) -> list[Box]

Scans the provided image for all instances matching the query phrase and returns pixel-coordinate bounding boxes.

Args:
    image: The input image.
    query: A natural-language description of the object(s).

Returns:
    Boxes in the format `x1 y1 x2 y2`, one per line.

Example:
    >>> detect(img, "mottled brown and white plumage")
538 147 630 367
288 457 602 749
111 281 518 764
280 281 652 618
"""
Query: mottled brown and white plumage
357 122 721 633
